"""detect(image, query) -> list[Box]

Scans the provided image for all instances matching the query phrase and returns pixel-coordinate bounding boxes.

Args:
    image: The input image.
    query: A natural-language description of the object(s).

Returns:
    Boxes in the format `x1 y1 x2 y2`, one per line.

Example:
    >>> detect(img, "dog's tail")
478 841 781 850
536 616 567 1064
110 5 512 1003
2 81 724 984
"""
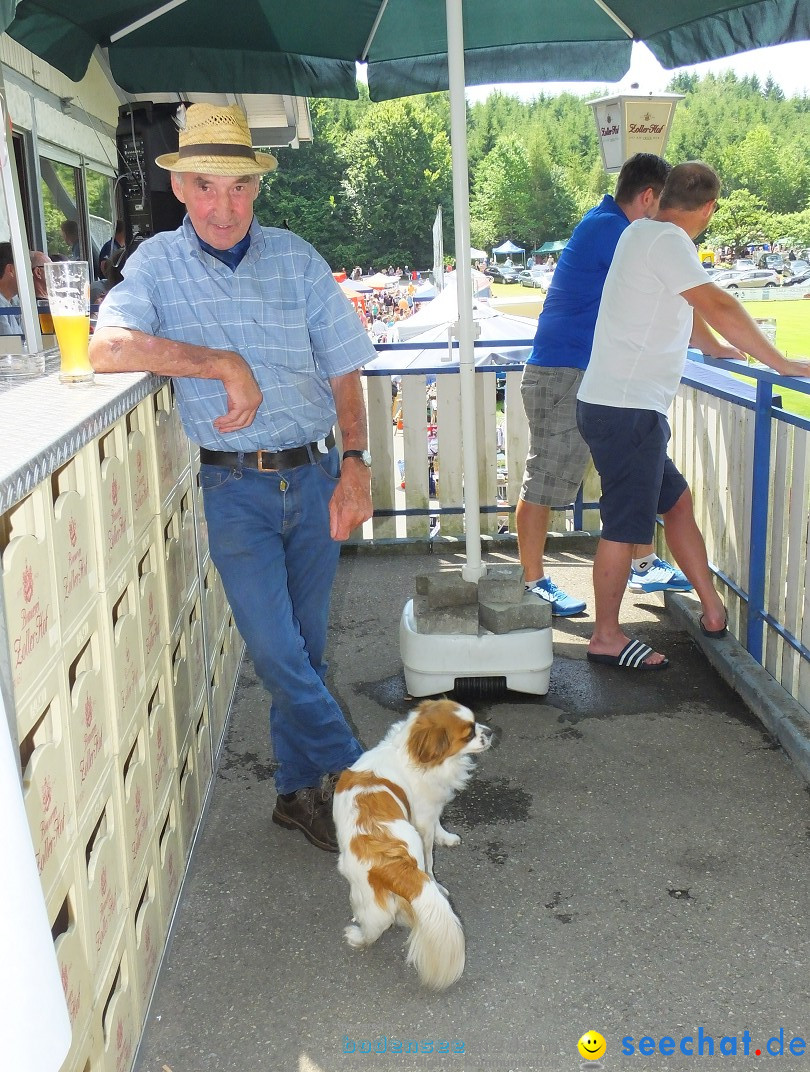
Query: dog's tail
405 882 465 990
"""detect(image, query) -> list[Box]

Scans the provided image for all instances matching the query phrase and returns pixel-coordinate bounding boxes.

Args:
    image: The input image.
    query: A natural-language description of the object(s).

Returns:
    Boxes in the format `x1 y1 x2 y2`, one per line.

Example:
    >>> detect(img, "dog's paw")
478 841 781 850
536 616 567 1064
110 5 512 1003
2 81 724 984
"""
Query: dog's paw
435 829 461 848
345 924 367 949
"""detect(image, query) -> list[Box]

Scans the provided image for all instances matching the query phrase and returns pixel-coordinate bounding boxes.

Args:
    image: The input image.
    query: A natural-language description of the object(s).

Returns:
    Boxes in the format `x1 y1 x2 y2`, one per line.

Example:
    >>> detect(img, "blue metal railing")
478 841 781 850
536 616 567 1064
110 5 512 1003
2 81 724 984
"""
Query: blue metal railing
368 342 810 679
698 356 810 665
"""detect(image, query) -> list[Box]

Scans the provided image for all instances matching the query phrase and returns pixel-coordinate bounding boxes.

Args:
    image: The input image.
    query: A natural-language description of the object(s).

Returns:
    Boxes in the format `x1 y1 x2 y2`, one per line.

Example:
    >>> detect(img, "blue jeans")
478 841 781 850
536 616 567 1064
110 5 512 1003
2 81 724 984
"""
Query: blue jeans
199 447 362 793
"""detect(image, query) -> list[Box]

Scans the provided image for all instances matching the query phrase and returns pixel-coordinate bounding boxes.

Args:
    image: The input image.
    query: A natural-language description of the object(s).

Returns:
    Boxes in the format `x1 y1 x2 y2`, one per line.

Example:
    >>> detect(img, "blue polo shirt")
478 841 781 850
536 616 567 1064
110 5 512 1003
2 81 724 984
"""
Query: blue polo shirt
526 195 630 370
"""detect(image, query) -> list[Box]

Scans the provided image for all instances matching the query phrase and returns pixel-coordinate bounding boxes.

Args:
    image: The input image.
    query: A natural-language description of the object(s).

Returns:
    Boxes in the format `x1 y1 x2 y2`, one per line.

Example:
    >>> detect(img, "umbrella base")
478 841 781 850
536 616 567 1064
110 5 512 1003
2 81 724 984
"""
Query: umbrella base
399 599 552 697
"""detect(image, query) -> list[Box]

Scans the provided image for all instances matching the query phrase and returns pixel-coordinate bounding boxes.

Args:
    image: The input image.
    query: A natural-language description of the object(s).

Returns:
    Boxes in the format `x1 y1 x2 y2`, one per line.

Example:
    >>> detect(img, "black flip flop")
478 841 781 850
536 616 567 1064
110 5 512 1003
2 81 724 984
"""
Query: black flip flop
586 639 669 671
699 613 728 639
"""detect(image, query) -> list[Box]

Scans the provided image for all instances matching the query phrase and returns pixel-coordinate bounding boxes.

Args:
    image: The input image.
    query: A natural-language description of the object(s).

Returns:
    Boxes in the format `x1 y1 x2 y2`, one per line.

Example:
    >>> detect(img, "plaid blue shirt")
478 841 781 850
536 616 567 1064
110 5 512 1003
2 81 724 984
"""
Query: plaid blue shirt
96 216 375 450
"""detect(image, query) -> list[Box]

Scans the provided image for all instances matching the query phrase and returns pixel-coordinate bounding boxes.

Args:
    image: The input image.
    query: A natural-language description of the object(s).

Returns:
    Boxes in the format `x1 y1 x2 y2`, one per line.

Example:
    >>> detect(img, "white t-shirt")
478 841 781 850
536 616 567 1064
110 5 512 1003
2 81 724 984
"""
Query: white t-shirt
578 219 710 416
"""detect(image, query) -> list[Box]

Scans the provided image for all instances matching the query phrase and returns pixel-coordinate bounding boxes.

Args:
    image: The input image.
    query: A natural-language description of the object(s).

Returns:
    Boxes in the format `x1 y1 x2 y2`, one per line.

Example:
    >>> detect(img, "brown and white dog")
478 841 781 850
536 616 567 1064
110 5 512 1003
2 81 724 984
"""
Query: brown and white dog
333 699 492 990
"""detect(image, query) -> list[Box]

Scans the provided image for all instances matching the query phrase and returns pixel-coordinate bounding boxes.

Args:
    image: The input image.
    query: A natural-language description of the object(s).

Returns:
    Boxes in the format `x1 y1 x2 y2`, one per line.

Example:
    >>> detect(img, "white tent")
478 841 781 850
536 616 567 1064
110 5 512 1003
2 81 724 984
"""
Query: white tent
470 246 487 259
397 270 492 341
366 304 536 374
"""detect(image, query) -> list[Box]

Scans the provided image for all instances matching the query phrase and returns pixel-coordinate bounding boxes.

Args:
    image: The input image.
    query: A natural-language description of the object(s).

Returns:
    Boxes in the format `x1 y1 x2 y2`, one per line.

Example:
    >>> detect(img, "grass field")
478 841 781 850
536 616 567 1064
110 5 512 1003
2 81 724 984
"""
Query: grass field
739 298 810 418
489 283 810 418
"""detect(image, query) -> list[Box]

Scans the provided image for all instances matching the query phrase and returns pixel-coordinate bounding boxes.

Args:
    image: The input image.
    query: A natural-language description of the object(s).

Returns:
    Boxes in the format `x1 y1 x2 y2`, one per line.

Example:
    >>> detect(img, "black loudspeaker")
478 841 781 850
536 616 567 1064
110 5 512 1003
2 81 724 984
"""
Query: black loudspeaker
116 103 186 243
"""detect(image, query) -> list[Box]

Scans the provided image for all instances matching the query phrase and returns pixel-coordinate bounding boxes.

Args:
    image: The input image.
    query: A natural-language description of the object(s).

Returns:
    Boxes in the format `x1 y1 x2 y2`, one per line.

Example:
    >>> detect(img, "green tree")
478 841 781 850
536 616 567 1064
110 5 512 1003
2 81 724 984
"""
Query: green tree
343 98 452 267
708 189 772 254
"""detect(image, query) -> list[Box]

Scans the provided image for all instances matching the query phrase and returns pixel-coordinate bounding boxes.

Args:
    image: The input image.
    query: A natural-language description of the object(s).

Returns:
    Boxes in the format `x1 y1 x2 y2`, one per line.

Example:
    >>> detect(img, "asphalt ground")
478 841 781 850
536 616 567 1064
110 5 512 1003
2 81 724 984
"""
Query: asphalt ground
133 544 810 1072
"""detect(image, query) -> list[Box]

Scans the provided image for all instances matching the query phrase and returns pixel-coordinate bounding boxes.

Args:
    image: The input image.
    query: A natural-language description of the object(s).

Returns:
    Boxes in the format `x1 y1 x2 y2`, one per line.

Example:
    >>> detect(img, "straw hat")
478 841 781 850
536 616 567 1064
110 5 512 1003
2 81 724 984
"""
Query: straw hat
155 103 277 175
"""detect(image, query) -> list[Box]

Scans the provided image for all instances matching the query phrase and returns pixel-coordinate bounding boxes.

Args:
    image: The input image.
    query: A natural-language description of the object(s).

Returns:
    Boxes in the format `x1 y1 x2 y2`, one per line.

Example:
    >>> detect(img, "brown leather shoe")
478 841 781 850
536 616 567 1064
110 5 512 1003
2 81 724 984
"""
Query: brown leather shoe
272 779 338 853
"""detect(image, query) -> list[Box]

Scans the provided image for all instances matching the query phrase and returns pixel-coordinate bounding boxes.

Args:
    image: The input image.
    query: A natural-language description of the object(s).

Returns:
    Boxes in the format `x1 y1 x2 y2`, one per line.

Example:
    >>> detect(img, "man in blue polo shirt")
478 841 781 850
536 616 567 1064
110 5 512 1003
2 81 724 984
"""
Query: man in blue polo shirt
517 153 693 616
91 104 376 854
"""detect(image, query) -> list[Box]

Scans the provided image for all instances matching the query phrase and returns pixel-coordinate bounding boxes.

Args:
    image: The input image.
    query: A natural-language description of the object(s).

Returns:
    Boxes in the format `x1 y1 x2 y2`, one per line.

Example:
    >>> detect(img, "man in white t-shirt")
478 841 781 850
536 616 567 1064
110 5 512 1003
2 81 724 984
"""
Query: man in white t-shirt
577 161 810 671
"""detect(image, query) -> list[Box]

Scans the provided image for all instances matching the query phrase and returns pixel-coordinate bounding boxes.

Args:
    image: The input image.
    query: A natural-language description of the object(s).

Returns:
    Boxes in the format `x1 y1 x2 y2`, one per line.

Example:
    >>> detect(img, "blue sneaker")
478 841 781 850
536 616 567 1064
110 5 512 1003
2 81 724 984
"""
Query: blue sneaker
628 557 693 593
526 576 586 617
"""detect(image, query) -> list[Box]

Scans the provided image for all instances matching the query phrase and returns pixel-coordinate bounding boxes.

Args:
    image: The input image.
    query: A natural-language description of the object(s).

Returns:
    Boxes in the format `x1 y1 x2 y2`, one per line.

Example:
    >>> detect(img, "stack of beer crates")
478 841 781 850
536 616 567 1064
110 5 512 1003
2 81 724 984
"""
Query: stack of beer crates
0 381 242 1072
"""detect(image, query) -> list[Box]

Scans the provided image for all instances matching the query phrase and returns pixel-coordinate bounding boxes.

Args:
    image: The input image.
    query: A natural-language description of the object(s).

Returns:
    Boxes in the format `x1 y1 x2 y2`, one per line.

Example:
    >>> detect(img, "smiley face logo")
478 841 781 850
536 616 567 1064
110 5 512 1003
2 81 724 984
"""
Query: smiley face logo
577 1030 607 1060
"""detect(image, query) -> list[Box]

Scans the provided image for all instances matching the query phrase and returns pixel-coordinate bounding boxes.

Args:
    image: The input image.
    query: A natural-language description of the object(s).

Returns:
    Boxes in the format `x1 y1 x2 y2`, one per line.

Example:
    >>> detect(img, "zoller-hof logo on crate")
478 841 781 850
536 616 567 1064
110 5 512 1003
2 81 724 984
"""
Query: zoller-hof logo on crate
85 693 94 727
23 560 34 603
41 774 53 812
68 515 77 547
111 476 119 507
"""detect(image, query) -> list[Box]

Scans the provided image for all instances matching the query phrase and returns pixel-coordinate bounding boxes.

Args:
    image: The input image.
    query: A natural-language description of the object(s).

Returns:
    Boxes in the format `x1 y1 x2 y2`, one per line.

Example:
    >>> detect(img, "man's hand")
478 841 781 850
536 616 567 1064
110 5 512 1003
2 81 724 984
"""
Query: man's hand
707 342 747 362
329 460 372 541
215 354 263 433
774 356 810 378
90 326 264 430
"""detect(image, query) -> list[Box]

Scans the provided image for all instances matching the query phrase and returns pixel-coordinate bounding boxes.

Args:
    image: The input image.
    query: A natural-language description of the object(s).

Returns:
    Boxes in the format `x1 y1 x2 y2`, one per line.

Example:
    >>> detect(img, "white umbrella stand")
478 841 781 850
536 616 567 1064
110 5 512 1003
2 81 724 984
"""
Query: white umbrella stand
398 0 553 697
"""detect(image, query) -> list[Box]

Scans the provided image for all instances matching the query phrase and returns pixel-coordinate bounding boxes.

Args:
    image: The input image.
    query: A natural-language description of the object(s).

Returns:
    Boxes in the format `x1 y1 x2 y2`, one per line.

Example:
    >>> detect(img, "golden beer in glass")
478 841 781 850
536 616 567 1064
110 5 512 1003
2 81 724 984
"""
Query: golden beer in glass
43 260 93 384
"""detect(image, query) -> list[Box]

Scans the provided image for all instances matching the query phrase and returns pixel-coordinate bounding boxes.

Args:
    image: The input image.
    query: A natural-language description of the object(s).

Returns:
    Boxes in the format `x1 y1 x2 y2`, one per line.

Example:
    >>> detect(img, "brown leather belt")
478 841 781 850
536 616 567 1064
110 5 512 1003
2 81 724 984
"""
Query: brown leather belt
200 431 335 472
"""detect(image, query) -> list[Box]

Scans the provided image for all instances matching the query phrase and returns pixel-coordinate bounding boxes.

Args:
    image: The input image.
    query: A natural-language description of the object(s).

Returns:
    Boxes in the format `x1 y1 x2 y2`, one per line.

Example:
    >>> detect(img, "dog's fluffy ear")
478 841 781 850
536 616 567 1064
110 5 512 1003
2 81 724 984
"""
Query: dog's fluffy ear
408 719 451 766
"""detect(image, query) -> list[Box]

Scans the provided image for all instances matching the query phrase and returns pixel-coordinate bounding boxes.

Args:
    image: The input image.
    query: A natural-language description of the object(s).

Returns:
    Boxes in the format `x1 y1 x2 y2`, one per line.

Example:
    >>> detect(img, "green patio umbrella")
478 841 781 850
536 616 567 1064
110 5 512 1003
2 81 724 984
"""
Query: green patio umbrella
4 0 808 576
4 1 809 101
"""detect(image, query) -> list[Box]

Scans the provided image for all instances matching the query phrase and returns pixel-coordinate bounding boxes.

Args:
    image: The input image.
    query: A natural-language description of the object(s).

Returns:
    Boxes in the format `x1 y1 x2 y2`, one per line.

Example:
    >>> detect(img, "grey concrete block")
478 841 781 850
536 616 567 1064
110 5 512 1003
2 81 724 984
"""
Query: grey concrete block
479 592 552 633
414 569 478 609
478 564 525 604
414 603 480 635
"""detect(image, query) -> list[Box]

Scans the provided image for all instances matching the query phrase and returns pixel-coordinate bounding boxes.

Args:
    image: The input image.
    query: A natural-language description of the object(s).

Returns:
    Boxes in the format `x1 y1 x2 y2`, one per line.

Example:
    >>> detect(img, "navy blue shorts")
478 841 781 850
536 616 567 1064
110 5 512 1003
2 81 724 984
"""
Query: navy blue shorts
576 402 688 544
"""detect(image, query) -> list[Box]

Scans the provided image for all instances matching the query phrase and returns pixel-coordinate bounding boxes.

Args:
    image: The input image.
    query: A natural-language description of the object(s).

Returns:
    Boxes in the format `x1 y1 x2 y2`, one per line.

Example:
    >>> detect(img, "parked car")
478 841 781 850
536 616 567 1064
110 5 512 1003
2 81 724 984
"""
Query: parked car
733 258 756 271
519 267 553 290
782 265 810 287
715 268 780 290
485 264 520 284
756 252 785 272
785 259 809 276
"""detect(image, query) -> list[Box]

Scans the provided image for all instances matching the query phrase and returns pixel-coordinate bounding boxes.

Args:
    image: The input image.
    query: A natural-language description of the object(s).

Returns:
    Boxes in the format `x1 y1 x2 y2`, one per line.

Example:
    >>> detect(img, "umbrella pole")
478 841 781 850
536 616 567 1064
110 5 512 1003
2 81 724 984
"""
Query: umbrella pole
446 0 485 581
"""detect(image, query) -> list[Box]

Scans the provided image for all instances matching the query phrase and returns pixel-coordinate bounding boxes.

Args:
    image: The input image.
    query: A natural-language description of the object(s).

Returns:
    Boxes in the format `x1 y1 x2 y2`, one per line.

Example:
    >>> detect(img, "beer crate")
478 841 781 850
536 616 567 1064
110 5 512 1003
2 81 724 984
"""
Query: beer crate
167 623 192 756
202 556 228 657
160 501 184 636
1 483 60 707
186 589 206 710
226 612 245 691
49 451 99 636
124 398 158 539
193 696 213 804
48 856 93 1053
208 635 226 752
178 479 198 599
94 930 139 1072
191 465 209 565
18 666 77 901
63 606 114 829
144 659 176 819
82 423 134 589
79 776 126 981
98 562 145 751
135 524 167 683
157 786 183 924
177 734 200 861
148 381 189 509
59 1025 103 1072
129 844 164 1022
115 715 153 892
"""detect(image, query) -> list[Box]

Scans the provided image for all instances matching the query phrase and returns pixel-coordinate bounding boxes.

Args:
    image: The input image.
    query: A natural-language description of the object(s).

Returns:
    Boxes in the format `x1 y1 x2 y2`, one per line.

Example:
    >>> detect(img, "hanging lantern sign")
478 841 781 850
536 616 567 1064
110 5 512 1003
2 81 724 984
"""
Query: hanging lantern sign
589 93 684 173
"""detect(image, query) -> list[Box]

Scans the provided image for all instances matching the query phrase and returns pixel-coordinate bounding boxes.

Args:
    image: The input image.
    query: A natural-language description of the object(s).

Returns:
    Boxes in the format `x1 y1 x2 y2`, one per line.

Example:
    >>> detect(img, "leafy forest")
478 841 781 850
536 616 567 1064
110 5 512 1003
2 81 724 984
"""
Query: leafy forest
254 70 810 270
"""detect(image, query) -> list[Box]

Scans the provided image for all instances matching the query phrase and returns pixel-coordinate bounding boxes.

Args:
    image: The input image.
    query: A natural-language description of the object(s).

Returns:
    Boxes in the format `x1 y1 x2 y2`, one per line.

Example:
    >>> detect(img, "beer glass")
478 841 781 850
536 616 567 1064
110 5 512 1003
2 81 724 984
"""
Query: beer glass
43 260 93 384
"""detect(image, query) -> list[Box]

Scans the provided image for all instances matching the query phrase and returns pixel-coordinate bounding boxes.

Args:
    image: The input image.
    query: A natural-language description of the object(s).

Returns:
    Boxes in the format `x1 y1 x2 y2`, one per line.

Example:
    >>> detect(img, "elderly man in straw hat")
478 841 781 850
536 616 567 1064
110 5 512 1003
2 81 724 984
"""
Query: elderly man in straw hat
91 104 376 853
